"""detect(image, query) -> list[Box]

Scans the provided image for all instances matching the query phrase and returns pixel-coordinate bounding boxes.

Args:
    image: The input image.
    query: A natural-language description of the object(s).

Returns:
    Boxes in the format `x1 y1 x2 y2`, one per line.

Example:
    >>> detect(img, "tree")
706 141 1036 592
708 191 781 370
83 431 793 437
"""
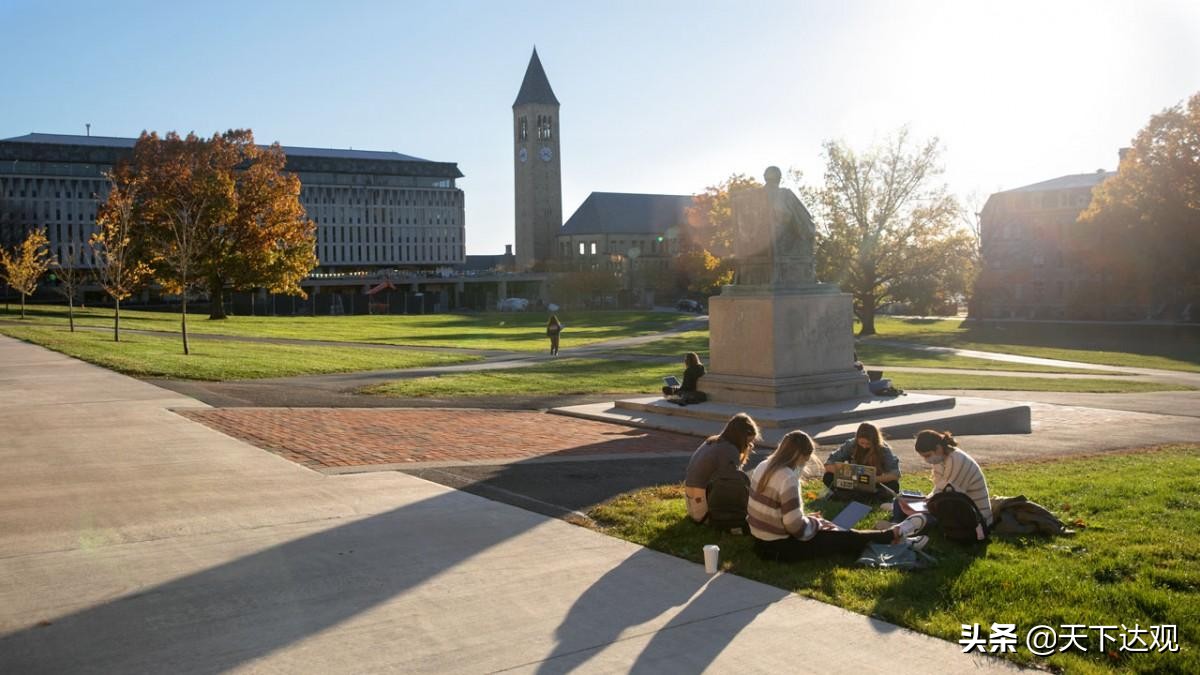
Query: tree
812 128 976 335
673 248 734 297
1078 92 1200 317
194 131 317 319
50 243 89 332
92 169 151 341
686 173 762 256
0 228 53 319
135 131 236 355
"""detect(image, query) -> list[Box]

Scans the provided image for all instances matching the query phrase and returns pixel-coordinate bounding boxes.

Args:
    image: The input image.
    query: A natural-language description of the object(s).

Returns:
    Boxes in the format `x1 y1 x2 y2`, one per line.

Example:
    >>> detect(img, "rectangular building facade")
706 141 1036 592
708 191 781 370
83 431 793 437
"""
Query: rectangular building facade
0 134 466 274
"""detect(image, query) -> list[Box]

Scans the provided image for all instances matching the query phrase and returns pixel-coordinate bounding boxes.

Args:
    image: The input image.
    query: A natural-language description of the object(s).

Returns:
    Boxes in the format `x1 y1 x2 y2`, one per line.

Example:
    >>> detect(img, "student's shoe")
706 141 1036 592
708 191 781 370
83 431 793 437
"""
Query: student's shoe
906 535 929 552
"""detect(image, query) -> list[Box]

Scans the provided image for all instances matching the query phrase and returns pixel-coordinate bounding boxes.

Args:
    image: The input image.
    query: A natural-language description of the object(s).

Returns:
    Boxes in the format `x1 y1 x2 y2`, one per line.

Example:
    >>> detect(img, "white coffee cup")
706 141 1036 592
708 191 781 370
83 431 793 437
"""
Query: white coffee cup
703 544 720 574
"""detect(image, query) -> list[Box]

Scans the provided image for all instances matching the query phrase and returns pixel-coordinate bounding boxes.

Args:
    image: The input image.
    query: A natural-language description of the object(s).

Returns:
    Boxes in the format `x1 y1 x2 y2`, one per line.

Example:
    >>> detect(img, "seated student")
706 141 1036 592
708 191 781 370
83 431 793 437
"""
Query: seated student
683 412 758 523
892 429 993 541
822 422 901 499
749 430 926 562
662 352 707 405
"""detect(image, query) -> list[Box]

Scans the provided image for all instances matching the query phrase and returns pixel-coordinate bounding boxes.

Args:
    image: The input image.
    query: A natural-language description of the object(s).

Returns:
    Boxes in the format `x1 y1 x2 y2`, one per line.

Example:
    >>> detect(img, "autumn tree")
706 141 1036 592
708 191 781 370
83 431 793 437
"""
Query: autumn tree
0 227 53 319
50 242 89 332
135 131 236 355
1078 92 1200 317
686 173 762 257
92 169 150 341
194 131 317 319
673 248 734 297
812 128 976 335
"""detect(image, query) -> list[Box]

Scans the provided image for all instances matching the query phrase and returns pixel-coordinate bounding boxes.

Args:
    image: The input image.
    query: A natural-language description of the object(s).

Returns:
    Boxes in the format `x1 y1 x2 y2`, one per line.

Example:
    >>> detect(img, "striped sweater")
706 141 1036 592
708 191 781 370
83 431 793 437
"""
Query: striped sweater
931 449 993 525
747 462 821 541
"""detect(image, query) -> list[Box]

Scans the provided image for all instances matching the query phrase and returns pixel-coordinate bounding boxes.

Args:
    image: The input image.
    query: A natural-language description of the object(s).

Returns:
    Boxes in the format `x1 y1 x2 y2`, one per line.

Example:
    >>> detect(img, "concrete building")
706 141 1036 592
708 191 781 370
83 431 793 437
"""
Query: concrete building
512 48 563 271
974 169 1116 320
557 191 691 263
0 133 466 274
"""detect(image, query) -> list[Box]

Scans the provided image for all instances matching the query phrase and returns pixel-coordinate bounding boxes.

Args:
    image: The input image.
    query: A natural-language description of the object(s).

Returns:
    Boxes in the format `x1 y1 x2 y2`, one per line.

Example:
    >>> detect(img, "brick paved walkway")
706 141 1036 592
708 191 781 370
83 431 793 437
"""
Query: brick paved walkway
180 408 701 470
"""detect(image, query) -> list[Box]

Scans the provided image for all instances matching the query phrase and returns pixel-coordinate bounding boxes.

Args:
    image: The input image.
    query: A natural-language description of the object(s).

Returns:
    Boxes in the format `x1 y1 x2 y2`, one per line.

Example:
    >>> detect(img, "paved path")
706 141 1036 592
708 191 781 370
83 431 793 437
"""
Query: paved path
0 335 1017 673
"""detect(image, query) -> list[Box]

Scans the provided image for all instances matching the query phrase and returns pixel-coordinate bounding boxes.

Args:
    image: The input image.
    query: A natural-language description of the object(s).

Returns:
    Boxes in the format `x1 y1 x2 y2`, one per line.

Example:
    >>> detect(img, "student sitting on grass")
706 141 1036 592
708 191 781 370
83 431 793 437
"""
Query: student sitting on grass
892 429 993 543
749 430 926 562
662 352 707 405
684 412 758 523
822 422 901 499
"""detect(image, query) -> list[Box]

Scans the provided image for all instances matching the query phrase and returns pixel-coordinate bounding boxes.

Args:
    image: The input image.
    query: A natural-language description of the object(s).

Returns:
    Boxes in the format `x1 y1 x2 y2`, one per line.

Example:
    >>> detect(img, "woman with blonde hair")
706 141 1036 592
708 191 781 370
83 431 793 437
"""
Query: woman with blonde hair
683 412 759 523
749 430 925 561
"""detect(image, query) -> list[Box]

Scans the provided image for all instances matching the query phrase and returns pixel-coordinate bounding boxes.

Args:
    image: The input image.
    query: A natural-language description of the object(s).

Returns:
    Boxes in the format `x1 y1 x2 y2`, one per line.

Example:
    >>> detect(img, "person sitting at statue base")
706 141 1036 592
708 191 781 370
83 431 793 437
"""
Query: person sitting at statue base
663 352 707 406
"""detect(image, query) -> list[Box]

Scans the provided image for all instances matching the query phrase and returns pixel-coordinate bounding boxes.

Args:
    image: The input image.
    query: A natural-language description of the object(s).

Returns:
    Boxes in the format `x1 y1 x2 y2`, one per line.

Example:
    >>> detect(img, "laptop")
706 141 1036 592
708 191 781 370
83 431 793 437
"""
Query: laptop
663 376 681 388
833 463 877 492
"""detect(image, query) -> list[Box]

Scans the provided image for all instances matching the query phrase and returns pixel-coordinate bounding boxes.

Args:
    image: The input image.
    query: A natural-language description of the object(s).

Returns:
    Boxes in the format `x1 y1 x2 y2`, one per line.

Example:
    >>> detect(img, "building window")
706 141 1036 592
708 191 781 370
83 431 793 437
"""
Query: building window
590 242 597 255
519 117 528 141
579 242 585 256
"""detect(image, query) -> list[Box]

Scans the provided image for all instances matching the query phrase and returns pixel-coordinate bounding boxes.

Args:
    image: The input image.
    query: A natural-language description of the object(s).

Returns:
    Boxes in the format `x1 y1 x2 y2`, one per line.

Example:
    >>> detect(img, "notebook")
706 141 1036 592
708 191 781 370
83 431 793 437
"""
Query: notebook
834 463 877 492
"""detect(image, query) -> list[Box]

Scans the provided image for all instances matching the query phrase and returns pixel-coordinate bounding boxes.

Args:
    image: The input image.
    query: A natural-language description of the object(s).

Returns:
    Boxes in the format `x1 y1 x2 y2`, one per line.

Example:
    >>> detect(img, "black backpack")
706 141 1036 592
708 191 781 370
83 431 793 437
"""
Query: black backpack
705 463 750 535
927 485 989 543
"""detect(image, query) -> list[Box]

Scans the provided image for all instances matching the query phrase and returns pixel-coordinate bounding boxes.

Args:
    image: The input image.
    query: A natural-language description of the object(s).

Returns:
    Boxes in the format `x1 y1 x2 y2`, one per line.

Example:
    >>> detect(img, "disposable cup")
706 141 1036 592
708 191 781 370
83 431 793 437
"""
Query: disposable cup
703 544 720 574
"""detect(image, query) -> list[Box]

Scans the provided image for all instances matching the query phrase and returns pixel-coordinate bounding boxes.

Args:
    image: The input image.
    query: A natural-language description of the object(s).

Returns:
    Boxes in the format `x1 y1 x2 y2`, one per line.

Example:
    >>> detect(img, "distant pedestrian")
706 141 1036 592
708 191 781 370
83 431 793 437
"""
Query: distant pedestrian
546 314 563 356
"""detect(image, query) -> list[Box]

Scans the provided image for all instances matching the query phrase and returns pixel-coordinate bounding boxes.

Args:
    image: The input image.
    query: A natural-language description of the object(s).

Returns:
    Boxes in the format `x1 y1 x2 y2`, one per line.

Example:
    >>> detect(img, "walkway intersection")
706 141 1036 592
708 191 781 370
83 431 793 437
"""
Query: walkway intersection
0 335 1021 673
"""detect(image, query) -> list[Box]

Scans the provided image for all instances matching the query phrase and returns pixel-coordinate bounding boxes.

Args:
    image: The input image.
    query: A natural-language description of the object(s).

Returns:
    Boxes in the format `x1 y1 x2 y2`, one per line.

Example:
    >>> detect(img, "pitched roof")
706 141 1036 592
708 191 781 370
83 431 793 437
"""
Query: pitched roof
513 48 559 107
0 133 431 162
1003 171 1115 193
560 192 694 236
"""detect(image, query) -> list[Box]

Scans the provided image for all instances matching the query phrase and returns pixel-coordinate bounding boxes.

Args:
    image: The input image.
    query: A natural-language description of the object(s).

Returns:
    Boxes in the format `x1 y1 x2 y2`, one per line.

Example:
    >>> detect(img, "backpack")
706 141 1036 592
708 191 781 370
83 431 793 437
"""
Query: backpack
705 464 750 535
927 485 989 543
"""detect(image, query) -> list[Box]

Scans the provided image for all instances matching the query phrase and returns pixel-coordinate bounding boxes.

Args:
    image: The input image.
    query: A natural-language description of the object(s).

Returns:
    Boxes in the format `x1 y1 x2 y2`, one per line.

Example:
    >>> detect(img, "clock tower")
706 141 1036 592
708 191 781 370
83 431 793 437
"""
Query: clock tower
513 48 562 271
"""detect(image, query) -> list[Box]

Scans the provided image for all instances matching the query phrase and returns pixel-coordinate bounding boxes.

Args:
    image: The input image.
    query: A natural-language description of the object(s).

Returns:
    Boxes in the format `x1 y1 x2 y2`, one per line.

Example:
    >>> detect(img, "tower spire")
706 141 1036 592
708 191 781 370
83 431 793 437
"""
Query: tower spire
513 47 559 107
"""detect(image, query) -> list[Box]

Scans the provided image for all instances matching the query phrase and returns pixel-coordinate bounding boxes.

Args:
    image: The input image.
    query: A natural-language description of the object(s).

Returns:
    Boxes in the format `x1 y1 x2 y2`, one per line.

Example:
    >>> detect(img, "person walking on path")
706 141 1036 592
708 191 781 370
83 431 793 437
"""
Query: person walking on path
749 430 925 562
546 315 563 356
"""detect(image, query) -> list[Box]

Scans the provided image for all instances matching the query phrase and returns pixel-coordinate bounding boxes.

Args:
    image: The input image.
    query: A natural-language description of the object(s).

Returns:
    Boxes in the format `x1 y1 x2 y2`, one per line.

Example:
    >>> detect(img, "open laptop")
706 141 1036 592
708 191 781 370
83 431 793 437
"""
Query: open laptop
833 463 878 492
663 376 681 388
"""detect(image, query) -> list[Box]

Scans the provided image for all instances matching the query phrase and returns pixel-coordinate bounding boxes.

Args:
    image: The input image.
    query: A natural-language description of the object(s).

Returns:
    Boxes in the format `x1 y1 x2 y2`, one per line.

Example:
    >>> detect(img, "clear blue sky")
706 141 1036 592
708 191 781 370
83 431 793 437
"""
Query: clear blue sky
3 0 1198 254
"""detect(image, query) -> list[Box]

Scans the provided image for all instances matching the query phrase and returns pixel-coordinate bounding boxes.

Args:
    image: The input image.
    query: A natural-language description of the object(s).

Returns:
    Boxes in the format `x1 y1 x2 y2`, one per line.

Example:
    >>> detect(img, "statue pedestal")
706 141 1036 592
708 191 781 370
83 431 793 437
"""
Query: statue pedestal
702 284 869 407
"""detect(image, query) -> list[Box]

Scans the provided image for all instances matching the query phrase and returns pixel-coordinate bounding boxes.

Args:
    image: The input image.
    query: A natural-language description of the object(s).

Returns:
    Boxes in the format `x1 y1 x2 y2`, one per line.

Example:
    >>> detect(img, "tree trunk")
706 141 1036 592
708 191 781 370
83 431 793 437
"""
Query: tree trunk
114 298 121 342
858 302 877 336
208 278 227 320
182 294 191 355
68 295 75 332
20 292 26 319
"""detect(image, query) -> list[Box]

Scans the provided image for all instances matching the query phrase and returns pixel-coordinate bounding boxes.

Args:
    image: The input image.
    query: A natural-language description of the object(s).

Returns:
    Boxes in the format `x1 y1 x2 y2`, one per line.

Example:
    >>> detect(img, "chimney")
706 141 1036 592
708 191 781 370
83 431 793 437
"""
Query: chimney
505 244 513 256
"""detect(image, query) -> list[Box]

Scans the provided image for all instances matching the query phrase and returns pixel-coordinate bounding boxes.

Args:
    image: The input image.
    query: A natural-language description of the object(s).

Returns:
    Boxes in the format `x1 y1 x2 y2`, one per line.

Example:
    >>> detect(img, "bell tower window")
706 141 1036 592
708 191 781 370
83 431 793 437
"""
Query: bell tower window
519 117 528 141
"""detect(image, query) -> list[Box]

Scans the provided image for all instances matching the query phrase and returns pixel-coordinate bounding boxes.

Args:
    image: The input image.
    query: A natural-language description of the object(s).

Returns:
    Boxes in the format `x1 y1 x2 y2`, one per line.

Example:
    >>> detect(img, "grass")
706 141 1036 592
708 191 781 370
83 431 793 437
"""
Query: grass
0 325 480 380
855 342 1111 374
588 446 1200 674
863 317 1200 373
363 358 677 398
887 372 1190 394
363 357 1189 399
0 304 693 352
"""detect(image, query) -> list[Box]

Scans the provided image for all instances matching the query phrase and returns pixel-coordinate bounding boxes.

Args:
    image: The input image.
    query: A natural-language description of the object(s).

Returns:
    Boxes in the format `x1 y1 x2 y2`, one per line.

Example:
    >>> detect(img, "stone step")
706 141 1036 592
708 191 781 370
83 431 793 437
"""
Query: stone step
552 395 1031 448
615 393 956 428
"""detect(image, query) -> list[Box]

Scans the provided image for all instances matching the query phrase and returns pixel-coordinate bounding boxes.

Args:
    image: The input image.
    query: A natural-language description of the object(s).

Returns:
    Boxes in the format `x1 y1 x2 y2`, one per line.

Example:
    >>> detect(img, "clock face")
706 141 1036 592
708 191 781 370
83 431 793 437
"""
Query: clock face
539 146 553 162
518 147 528 163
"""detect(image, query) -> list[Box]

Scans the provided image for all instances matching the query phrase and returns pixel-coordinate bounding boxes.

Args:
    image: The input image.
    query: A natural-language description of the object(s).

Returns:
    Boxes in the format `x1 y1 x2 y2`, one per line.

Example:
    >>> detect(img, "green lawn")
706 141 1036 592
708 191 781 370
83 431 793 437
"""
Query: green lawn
0 304 692 352
0 325 480 380
888 372 1190 394
363 358 676 398
589 446 1200 674
363 357 1188 398
855 342 1109 374
863 317 1200 372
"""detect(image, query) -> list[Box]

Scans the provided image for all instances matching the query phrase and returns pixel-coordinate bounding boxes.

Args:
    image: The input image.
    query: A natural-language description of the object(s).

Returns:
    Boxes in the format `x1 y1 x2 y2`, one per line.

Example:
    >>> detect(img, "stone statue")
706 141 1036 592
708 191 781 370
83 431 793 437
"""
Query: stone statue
731 166 817 288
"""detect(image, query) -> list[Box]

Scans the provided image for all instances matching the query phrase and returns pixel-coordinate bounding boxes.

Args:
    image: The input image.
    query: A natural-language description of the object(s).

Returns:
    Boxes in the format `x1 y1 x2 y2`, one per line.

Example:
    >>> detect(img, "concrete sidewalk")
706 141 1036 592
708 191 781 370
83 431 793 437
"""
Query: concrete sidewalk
0 336 1018 673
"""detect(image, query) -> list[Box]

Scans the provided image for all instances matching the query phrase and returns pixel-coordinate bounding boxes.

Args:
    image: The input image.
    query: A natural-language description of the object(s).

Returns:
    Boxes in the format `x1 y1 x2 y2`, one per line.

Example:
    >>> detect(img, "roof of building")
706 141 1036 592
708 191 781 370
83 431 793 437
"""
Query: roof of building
462 254 515 271
1003 171 1115 193
560 192 694 236
0 133 431 162
513 48 559 107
